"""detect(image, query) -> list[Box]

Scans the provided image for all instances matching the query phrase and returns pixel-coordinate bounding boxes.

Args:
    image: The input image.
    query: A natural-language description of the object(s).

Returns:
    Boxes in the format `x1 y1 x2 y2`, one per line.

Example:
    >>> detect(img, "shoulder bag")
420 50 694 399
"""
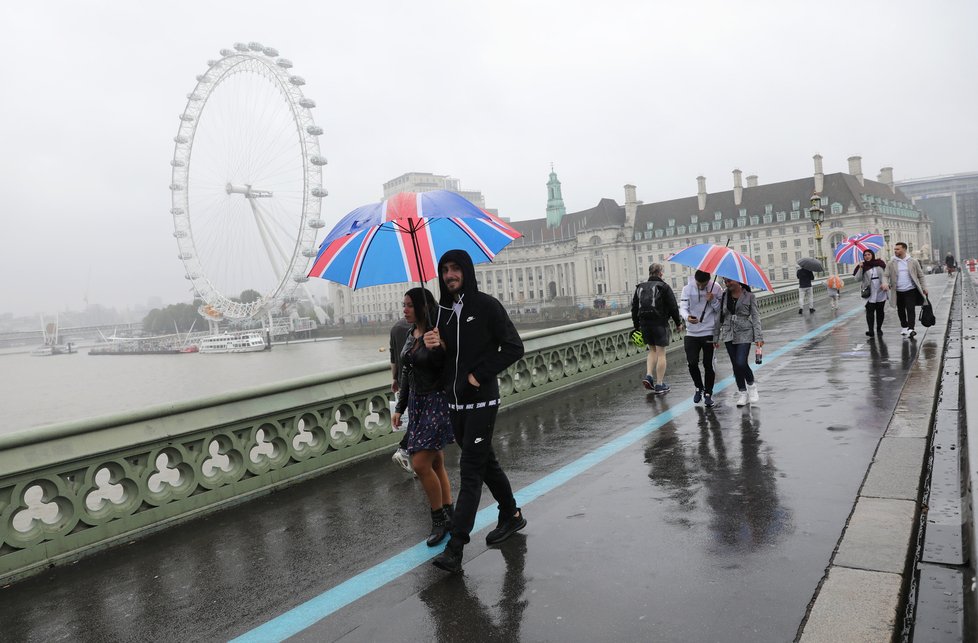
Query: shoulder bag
919 296 936 328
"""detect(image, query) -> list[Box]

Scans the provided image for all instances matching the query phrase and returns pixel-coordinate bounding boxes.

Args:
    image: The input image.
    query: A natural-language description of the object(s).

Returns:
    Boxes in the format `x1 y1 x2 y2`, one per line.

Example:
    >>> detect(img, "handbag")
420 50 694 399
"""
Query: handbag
860 284 871 299
919 296 936 327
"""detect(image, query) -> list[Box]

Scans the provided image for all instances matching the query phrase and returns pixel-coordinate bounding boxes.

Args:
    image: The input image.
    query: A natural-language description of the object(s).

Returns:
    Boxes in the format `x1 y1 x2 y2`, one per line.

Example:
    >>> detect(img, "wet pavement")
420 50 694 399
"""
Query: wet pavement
0 279 950 642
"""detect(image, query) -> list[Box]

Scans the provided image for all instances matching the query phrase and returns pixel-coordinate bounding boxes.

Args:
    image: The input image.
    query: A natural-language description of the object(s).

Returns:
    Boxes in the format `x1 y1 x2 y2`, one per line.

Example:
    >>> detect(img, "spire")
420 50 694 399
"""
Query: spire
546 164 566 228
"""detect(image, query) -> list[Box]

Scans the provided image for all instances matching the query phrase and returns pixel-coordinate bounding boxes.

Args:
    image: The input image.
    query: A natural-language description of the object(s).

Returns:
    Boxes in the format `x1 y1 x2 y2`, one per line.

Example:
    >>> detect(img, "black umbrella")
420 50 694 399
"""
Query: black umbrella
797 257 824 272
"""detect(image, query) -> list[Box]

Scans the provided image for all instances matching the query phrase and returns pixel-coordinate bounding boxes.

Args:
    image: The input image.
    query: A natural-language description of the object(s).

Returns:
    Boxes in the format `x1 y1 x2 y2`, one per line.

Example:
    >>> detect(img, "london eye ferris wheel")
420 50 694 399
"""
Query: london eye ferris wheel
170 41 327 322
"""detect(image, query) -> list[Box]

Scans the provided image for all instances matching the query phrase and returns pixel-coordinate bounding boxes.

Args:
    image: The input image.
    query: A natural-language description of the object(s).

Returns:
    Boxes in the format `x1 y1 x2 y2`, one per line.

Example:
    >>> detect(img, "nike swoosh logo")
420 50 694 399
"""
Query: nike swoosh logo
466 316 475 322
474 437 484 444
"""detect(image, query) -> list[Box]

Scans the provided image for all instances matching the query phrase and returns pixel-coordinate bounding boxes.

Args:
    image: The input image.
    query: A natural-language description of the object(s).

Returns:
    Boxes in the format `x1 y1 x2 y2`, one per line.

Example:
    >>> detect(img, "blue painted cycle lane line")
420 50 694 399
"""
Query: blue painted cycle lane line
233 305 865 643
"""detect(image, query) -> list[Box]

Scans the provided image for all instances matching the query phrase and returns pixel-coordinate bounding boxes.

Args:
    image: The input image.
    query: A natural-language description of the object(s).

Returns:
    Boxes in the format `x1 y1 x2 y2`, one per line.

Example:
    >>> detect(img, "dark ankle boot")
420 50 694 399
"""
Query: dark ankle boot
427 508 448 547
432 539 463 573
443 503 454 530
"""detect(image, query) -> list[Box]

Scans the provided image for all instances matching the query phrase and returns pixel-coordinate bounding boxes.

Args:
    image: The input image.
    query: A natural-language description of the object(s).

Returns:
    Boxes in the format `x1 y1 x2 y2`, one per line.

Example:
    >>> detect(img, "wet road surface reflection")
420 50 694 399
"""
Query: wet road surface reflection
0 283 946 642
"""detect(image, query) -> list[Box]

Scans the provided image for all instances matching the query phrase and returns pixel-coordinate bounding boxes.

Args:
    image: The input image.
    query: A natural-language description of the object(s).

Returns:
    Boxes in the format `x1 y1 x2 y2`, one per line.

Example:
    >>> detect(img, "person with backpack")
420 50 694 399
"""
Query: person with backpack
679 270 723 407
631 263 684 394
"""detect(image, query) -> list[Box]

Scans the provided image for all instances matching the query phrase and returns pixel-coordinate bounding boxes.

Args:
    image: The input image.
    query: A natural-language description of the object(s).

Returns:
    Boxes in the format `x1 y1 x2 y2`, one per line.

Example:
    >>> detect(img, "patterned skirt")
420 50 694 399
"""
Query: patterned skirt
406 390 454 453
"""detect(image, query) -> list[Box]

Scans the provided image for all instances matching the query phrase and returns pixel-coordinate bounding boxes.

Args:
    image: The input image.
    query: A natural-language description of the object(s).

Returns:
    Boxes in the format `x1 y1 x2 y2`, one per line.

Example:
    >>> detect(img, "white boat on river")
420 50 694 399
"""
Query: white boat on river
198 331 268 354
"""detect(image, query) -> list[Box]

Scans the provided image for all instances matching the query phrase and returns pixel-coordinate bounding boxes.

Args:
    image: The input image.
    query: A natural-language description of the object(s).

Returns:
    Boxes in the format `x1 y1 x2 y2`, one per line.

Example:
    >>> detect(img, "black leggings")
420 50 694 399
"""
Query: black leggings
684 335 716 393
865 302 885 332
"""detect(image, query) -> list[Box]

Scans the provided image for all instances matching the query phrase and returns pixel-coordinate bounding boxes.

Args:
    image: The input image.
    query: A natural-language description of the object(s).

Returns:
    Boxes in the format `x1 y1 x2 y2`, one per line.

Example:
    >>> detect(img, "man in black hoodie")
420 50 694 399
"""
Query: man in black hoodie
425 249 525 573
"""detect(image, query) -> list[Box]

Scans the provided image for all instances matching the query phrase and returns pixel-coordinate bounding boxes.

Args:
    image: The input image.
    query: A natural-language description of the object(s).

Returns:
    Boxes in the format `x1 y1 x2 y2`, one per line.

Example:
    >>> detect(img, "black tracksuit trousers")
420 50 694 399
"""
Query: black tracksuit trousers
449 405 517 546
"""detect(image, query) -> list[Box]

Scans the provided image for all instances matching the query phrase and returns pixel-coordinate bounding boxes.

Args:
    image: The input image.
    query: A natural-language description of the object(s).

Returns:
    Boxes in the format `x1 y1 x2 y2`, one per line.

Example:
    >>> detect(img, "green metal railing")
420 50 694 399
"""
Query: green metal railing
0 282 834 584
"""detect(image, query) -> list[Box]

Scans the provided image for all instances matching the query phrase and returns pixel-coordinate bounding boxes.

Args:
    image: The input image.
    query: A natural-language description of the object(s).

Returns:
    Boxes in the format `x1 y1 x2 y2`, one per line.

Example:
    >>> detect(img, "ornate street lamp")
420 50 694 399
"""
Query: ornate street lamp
809 192 826 274
883 228 891 255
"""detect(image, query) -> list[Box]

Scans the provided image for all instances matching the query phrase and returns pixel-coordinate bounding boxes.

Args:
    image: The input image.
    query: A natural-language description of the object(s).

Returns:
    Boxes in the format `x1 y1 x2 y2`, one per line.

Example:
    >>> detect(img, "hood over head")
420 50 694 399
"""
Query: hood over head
437 249 479 306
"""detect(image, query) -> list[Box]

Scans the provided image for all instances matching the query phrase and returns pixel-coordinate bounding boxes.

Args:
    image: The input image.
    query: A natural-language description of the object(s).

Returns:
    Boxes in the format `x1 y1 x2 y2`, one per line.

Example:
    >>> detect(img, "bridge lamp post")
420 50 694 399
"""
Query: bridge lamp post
809 193 827 275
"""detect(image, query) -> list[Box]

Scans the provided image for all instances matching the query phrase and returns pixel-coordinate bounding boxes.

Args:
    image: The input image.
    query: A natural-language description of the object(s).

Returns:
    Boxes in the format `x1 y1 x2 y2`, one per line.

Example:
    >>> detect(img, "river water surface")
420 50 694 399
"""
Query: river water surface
0 336 391 436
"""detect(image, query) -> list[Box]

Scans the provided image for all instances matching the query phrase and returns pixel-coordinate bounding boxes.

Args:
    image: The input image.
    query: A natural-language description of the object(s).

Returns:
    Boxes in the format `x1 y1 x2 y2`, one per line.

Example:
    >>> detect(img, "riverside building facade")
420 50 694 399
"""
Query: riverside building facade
896 171 978 262
326 155 931 322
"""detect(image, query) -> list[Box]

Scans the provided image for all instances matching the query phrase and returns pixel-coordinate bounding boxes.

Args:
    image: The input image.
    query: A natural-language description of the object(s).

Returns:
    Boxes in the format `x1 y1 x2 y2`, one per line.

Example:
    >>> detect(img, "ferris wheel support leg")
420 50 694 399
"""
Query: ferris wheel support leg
248 198 286 284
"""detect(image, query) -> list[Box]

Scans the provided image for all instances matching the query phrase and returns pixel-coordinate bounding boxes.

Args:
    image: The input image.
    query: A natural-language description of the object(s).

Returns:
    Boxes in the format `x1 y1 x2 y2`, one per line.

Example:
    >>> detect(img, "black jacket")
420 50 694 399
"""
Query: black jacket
797 268 814 288
631 278 681 328
394 330 445 414
436 249 524 405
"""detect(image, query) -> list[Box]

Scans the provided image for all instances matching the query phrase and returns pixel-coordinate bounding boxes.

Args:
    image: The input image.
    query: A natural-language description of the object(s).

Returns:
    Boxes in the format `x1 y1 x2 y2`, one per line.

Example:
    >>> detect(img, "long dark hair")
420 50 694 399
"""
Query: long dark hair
405 287 437 331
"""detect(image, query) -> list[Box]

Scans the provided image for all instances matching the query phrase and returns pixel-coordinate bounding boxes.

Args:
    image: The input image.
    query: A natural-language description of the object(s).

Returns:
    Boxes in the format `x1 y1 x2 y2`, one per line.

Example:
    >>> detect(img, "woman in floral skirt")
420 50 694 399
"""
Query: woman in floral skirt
391 287 455 546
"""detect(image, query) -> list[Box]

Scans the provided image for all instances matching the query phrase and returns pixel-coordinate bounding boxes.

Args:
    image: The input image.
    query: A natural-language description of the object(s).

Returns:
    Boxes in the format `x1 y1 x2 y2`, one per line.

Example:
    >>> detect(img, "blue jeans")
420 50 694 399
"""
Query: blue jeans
724 341 754 391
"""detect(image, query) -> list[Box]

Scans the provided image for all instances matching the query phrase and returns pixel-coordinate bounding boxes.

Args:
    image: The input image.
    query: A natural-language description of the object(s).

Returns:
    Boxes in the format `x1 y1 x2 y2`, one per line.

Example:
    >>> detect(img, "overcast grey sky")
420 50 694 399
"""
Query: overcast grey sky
2 0 975 315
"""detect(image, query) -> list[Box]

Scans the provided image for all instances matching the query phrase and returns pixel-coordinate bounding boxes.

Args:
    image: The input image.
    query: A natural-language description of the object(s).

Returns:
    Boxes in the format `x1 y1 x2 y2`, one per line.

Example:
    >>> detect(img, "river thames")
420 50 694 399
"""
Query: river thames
0 335 392 435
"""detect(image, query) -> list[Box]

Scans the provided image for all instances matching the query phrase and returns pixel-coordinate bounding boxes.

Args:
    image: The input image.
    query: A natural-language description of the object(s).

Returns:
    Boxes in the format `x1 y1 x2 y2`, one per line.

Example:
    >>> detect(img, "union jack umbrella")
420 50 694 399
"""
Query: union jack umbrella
833 233 885 265
308 190 521 289
667 243 775 292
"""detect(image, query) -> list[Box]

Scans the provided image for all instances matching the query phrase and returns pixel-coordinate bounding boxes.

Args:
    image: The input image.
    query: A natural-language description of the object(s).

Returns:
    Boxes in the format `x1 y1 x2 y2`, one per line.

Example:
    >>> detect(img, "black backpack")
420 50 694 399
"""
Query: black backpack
637 281 662 318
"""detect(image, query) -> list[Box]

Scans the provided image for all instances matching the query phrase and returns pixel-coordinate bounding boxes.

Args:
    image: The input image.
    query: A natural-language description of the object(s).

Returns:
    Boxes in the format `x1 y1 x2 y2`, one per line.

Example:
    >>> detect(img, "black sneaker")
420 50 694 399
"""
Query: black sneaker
485 509 527 545
908 329 917 338
432 542 463 573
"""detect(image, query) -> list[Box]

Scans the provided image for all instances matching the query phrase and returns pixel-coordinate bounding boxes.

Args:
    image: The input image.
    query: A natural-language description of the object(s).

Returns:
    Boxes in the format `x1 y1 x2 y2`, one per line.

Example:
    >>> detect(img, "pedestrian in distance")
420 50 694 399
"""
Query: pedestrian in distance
826 274 844 311
885 242 928 339
391 287 455 546
389 315 414 475
797 266 815 314
945 252 957 275
679 270 722 407
713 278 764 407
631 263 684 394
426 249 526 574
853 249 888 337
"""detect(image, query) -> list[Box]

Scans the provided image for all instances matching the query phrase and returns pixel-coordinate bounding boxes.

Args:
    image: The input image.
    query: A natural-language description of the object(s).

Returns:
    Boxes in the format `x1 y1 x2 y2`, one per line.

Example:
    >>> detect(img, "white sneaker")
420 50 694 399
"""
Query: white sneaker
747 384 759 404
900 327 910 336
735 391 748 407
391 448 414 475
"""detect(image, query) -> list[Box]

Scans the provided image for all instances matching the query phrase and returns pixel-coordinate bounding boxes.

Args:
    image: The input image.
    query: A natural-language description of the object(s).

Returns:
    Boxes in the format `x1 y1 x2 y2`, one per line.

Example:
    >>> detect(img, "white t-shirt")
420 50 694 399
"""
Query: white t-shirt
894 257 913 292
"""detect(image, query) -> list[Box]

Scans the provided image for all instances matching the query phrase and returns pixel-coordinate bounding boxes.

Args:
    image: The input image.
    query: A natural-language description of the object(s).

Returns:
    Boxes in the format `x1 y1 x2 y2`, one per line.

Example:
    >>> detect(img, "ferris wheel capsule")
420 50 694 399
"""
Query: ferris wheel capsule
276 59 293 69
233 42 249 52
299 98 316 108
